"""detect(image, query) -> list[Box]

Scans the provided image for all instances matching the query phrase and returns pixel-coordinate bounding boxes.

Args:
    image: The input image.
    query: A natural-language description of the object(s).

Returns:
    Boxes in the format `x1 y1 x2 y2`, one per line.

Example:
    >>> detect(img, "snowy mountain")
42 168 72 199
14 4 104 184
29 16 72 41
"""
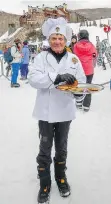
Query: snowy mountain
74 8 111 20
0 21 111 204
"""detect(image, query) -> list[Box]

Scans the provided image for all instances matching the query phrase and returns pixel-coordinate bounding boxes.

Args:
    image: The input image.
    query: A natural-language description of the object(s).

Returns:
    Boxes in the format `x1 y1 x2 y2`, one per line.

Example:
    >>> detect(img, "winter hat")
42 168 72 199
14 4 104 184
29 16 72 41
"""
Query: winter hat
23 40 28 45
71 34 77 41
78 30 89 40
42 17 72 41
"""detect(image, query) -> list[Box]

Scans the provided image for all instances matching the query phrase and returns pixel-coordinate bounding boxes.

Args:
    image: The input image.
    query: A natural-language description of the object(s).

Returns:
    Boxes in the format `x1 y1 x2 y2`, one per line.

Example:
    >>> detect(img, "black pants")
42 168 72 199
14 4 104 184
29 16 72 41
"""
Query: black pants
83 74 93 108
36 120 71 168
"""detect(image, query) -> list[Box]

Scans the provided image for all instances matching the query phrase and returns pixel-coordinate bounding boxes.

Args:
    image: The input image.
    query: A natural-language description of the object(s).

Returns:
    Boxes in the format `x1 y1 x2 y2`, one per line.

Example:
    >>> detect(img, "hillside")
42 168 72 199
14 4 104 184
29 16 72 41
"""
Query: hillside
0 11 20 37
0 7 111 38
75 8 111 20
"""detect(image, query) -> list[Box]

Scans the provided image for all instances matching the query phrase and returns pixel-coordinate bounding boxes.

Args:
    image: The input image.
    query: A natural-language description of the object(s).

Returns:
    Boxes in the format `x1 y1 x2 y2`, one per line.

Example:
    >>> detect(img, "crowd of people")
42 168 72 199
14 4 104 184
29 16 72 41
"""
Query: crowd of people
3 39 30 87
2 39 55 88
2 29 98 94
96 36 111 69
65 30 97 112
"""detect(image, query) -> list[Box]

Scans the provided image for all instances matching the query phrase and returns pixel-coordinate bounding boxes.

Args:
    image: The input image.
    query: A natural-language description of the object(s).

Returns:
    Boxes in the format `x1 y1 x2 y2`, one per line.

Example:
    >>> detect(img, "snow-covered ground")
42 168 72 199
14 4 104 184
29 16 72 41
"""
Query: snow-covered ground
0 31 8 43
0 63 111 204
1 22 111 204
69 18 111 46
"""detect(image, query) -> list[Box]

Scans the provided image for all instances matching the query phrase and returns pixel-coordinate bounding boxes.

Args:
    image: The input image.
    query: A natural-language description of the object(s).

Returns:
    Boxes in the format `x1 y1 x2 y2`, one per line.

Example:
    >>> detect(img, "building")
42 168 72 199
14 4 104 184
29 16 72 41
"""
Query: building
19 4 70 28
69 10 87 23
19 6 45 29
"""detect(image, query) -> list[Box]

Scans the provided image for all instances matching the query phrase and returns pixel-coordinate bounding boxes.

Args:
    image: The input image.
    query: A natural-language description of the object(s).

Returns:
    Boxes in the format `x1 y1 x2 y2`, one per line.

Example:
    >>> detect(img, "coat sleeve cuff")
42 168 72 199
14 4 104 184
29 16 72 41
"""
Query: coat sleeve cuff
48 72 57 83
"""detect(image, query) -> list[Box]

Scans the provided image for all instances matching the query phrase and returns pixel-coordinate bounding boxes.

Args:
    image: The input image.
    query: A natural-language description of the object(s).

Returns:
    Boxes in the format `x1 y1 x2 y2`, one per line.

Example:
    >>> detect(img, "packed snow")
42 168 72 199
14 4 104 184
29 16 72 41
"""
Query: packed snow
0 21 111 204
8 27 23 39
0 31 8 43
0 27 23 43
69 19 111 46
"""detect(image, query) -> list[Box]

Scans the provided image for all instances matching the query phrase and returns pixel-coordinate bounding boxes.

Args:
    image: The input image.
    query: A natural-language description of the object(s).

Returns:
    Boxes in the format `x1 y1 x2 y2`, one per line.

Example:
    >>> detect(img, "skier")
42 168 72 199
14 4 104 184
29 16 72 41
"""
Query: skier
96 36 100 55
20 40 29 80
96 37 111 70
29 17 86 204
11 38 22 87
31 46 36 63
66 35 77 53
101 39 111 69
74 30 97 112
3 45 12 77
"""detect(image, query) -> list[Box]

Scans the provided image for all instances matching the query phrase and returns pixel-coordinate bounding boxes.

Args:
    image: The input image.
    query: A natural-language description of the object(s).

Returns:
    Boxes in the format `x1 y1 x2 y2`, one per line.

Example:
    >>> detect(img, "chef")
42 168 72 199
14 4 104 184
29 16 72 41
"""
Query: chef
29 17 86 204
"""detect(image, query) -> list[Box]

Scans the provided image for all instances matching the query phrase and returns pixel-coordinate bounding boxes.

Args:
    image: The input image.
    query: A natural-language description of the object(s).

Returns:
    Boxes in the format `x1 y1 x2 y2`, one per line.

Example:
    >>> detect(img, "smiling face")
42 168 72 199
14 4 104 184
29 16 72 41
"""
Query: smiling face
49 34 66 53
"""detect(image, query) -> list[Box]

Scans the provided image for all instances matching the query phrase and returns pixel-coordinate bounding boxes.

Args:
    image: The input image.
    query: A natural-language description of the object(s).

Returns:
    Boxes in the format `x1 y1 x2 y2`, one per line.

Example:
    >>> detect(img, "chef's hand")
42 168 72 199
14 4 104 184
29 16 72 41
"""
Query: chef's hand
54 73 76 85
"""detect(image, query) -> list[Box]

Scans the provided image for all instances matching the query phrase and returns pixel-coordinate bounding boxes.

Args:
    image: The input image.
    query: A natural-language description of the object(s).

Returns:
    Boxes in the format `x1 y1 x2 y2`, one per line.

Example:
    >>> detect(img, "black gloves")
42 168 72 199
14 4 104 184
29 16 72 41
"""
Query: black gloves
54 73 76 85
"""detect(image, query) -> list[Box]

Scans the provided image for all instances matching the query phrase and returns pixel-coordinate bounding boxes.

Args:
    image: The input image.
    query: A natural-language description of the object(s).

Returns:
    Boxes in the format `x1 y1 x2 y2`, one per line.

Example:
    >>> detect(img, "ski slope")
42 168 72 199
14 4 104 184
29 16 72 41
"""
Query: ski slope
69 19 111 46
0 27 23 43
0 23 111 204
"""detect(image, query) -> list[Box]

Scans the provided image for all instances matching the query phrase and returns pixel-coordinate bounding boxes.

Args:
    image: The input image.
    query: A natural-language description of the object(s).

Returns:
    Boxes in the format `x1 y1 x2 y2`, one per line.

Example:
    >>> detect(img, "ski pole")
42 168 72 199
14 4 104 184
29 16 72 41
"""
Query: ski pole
110 79 111 90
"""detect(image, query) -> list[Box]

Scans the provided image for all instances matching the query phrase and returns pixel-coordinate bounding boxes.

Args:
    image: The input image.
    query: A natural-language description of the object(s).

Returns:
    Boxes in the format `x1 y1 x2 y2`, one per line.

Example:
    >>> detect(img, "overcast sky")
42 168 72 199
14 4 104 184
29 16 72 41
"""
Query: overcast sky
0 0 111 14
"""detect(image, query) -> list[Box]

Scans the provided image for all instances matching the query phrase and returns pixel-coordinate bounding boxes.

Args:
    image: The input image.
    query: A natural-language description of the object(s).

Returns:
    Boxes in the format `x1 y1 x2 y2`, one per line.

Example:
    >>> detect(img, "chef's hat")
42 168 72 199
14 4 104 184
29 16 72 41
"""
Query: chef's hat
42 17 72 41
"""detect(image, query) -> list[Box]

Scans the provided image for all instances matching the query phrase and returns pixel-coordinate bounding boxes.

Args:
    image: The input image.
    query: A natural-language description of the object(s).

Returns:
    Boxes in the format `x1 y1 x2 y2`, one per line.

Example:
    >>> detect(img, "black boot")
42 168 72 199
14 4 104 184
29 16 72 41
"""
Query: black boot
11 83 20 88
37 167 51 204
76 102 82 109
83 106 90 112
54 158 71 197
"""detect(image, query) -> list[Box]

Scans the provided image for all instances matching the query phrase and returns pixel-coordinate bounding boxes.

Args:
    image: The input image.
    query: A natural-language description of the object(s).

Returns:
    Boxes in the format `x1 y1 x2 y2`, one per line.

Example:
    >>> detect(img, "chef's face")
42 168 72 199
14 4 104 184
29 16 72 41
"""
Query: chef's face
49 34 66 53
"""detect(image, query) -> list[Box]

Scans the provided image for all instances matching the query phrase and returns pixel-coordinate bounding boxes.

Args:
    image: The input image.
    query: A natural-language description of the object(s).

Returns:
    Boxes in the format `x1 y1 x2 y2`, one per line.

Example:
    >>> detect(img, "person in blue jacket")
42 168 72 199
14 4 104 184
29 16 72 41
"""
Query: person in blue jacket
20 40 29 80
0 50 3 55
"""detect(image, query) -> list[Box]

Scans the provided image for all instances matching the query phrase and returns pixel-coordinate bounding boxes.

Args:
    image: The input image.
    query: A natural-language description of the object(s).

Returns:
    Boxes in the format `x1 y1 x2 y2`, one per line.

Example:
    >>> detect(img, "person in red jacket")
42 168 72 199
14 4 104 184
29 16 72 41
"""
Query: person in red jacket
73 30 97 112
